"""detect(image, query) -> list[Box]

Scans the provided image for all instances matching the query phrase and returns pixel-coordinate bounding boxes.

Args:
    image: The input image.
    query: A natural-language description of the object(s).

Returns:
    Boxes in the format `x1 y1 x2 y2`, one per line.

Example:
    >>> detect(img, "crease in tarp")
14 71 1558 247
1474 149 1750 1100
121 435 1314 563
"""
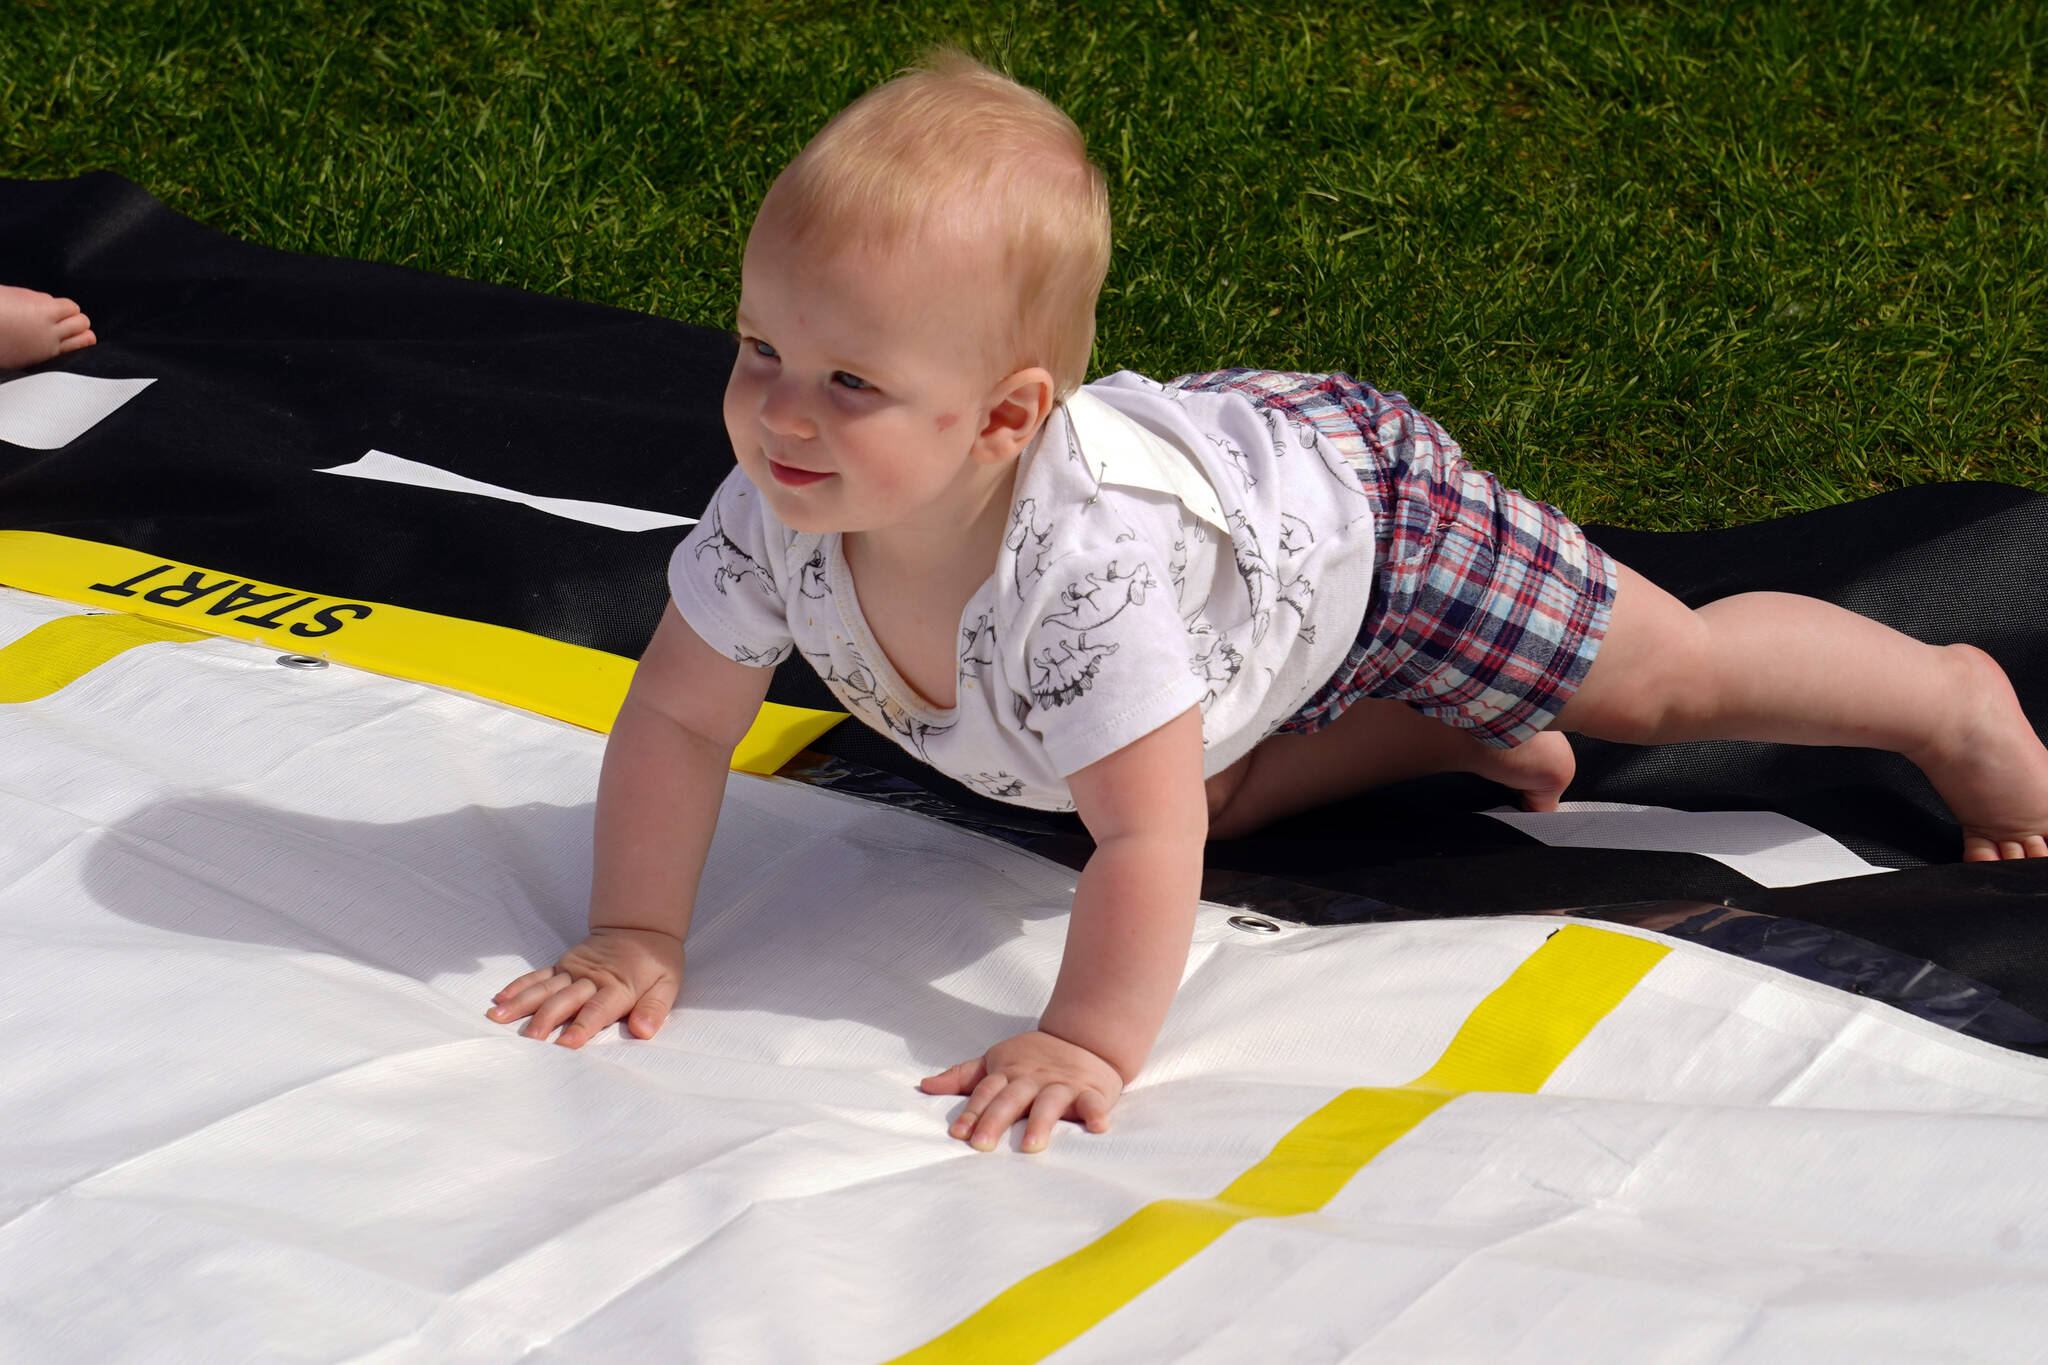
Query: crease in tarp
61 1045 809 1281
1749 1007 1918 1112
1107 1094 2048 1360
0 802 112 902
1610 942 2039 1106
0 1036 520 1241
1294 1200 1614 1356
353 1122 980 1363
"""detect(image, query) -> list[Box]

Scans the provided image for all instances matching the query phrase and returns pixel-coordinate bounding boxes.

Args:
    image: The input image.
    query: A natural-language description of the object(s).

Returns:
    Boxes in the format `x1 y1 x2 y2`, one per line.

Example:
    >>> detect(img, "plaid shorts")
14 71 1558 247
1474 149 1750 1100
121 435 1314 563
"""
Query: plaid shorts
1167 369 1616 748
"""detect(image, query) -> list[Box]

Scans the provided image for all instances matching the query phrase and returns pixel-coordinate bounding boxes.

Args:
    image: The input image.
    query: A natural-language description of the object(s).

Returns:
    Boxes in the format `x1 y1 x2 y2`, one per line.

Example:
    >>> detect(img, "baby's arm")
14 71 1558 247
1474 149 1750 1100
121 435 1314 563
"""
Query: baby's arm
490 600 773 1047
921 705 1208 1152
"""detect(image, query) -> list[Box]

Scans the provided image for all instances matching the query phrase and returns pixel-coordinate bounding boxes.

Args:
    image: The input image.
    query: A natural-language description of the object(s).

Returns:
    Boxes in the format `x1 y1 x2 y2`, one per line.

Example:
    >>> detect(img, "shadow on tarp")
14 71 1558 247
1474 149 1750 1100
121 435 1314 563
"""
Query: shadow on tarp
68 788 2048 1068
75 795 1043 1069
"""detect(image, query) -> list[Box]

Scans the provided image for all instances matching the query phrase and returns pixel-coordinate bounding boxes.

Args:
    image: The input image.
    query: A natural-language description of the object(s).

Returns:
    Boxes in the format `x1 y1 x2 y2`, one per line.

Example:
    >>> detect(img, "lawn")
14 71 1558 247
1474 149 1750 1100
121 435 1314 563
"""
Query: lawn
3 0 2042 529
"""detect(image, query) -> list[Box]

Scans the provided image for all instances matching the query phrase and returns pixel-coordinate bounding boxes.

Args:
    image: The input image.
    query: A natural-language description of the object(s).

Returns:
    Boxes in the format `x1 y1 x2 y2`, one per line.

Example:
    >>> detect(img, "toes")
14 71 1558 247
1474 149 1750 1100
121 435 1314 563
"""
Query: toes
1961 833 2048 861
56 329 96 354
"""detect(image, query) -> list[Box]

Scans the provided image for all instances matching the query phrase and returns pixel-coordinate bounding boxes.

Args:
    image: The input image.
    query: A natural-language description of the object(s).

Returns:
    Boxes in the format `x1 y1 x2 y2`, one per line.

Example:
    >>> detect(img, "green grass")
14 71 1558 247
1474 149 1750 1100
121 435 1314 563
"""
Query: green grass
3 0 2043 528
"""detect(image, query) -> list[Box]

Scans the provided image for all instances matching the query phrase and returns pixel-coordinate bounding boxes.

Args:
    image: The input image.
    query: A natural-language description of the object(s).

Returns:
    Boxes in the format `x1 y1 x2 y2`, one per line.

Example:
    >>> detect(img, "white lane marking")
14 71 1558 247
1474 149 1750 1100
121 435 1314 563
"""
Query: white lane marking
1484 801 1883 888
316 449 696 532
0 373 156 450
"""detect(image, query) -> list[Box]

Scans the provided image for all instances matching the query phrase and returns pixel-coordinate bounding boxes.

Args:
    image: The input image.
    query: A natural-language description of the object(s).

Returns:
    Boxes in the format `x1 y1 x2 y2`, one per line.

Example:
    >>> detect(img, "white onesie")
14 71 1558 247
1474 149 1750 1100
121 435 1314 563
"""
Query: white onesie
669 371 1377 811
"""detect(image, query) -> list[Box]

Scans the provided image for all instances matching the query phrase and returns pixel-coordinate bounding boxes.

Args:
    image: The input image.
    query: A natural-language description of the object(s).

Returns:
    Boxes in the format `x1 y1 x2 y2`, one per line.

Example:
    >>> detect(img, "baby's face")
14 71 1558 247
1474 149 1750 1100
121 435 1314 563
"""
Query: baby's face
725 217 1013 539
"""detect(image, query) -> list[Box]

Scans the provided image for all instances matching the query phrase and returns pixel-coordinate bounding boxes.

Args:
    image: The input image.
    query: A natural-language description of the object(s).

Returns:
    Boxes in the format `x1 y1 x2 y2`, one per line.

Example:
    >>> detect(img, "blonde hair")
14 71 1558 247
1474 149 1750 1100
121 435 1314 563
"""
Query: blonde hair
756 50 1111 397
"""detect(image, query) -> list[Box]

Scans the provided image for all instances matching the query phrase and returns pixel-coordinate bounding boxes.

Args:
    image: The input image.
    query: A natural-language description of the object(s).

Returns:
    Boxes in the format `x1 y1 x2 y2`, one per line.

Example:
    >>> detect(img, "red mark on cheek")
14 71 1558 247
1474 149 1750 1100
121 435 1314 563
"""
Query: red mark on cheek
935 412 959 432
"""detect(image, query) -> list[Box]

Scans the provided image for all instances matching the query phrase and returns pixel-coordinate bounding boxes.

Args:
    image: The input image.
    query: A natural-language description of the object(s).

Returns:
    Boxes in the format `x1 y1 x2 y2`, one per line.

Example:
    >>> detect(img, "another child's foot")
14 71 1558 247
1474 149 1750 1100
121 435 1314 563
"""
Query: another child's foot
1469 729 1575 813
0 285 96 369
1907 644 2048 860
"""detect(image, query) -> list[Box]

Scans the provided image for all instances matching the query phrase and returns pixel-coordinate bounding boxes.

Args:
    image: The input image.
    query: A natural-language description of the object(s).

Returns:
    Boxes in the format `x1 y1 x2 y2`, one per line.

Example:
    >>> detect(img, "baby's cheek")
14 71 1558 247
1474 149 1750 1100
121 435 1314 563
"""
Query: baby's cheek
935 412 959 432
721 372 756 450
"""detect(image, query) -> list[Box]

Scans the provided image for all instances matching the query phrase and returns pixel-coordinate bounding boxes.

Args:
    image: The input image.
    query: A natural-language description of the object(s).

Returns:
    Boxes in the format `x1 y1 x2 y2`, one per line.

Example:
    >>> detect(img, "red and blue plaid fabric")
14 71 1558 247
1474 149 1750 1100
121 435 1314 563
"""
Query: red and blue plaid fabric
1167 369 1616 747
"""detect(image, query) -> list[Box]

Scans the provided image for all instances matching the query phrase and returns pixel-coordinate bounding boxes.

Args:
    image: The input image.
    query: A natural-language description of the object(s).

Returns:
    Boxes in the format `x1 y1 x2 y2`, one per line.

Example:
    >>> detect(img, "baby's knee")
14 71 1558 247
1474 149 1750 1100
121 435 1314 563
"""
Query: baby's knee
1580 685 1696 746
1203 755 1256 840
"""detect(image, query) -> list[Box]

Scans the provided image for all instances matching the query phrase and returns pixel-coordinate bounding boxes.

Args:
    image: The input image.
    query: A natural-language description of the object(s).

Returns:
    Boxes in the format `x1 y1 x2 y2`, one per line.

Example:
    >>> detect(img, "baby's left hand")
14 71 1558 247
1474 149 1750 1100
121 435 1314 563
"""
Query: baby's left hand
920 1030 1123 1153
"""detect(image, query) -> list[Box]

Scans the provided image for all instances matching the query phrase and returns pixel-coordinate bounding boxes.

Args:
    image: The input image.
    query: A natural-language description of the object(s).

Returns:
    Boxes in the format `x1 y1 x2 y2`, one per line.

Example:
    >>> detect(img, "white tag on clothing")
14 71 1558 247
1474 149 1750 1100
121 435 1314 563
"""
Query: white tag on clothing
1063 389 1230 534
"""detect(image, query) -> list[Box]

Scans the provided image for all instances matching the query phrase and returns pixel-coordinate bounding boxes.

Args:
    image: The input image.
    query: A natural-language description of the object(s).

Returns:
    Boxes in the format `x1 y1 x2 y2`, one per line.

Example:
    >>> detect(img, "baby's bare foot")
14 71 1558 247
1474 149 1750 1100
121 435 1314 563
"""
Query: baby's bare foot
1471 728 1575 813
1908 644 2048 860
0 285 97 369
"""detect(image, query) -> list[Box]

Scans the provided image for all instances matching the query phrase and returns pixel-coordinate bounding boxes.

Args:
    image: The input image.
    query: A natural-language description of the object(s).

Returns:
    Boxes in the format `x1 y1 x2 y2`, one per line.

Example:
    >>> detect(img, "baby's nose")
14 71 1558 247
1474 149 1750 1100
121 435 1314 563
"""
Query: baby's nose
759 380 816 440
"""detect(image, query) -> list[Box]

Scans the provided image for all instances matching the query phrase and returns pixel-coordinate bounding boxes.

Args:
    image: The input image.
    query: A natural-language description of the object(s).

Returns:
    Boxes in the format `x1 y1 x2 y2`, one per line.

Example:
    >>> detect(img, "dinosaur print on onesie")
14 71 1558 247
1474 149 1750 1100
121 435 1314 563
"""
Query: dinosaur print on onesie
692 500 779 603
1028 560 1157 709
959 611 997 677
1006 498 1056 596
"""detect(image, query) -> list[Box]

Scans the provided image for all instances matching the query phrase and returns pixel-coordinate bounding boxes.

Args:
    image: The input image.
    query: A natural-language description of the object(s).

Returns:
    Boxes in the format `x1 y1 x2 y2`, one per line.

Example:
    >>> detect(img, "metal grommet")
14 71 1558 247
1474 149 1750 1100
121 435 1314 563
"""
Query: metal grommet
276 654 327 670
1227 914 1282 935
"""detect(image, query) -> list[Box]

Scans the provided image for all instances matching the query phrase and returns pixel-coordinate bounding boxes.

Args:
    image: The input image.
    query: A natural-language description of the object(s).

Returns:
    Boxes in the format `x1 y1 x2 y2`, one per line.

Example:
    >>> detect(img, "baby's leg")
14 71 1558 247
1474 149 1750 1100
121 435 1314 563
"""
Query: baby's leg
0 285 96 369
1549 562 2048 860
1205 697 1574 840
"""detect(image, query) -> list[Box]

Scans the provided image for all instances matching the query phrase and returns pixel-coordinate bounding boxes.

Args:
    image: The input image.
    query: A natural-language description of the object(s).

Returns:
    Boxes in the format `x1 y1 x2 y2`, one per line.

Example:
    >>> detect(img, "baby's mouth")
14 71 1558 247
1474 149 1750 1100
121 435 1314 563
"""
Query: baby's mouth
768 458 833 488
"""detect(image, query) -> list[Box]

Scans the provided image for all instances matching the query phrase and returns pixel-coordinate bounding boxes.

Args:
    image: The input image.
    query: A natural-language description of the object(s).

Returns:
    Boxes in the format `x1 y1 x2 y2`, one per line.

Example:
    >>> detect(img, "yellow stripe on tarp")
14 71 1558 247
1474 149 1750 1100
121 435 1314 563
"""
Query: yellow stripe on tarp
730 702 846 776
0 612 207 703
891 925 1670 1365
0 530 843 770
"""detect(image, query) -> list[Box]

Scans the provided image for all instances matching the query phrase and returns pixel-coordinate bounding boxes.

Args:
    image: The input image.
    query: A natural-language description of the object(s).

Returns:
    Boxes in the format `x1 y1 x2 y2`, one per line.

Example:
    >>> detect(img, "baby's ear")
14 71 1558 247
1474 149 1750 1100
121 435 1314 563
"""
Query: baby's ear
976 367 1057 463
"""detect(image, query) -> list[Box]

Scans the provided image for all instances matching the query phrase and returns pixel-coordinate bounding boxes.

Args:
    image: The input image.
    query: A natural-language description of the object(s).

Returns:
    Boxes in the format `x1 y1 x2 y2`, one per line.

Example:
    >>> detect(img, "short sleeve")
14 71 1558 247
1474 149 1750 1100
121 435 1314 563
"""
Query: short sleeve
667 468 797 667
1012 548 1206 776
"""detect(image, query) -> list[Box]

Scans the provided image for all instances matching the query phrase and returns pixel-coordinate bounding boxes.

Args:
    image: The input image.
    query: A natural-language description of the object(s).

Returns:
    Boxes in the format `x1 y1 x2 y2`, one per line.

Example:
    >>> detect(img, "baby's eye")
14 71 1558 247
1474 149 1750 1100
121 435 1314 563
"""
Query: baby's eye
743 337 778 360
831 371 872 392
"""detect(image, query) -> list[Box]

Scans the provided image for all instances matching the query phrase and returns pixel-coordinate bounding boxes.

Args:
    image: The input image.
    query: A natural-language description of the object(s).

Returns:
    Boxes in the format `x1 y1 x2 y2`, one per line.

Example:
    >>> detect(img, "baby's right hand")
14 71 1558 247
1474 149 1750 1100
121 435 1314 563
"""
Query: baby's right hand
488 926 684 1048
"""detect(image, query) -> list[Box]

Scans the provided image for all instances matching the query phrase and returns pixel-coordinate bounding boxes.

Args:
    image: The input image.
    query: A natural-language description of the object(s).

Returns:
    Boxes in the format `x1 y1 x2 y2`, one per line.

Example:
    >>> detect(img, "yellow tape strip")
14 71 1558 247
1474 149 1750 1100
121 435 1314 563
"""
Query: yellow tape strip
730 703 846 776
0 530 843 770
0 612 207 703
891 924 1670 1365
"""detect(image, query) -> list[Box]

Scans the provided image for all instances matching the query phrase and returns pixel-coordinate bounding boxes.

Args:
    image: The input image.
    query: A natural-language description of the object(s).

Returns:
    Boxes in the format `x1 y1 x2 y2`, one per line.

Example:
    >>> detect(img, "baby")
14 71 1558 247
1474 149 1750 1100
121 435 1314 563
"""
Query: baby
0 285 95 369
492 53 2048 1153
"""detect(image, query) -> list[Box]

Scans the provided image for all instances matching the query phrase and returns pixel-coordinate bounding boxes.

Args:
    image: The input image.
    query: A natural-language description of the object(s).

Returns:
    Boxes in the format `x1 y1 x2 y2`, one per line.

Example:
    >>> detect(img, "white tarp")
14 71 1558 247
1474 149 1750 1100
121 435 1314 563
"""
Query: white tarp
3 583 2047 1363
